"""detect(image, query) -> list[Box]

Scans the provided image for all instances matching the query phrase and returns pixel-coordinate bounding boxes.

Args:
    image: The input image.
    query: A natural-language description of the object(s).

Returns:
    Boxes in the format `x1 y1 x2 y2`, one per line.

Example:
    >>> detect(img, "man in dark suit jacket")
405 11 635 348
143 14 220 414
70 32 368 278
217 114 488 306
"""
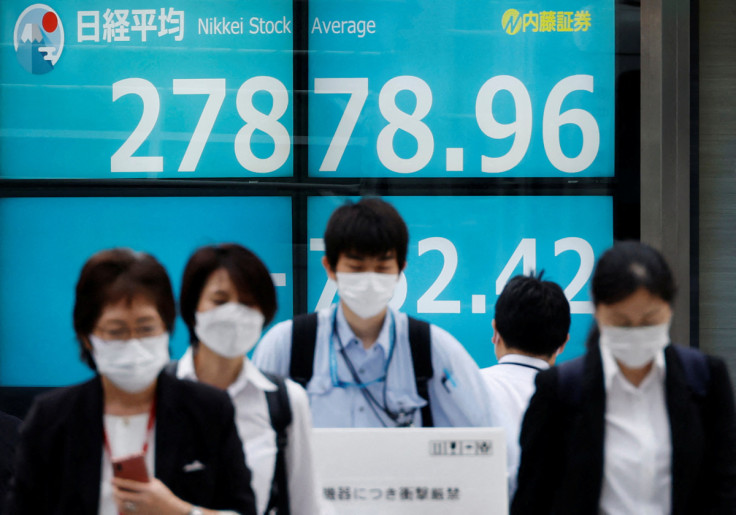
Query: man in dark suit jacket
0 410 20 514
511 344 736 515
5 371 256 514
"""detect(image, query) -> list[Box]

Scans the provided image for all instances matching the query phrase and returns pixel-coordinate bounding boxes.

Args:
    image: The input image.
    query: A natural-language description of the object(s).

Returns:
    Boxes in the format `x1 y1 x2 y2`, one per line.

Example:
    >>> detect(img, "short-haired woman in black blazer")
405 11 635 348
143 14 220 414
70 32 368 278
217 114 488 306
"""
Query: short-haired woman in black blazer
5 248 257 515
512 241 736 514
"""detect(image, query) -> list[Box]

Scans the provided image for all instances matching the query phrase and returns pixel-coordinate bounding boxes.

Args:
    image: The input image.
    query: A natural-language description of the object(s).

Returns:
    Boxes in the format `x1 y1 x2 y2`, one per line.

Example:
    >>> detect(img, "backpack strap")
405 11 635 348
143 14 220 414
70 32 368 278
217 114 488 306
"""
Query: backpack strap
289 311 434 427
289 313 319 388
408 316 434 427
262 372 293 515
672 345 710 397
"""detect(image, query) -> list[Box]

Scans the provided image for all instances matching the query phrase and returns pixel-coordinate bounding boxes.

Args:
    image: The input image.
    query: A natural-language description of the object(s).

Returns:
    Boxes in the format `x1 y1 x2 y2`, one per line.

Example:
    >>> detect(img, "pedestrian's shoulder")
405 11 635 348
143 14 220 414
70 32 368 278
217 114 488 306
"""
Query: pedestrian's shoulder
394 313 460 358
0 410 21 446
535 356 582 402
284 377 308 402
259 306 333 347
425 322 471 363
18 377 100 438
263 318 295 342
28 378 98 420
425 322 460 348
480 364 505 381
254 319 294 356
0 411 20 429
163 372 234 416
283 378 311 420
253 317 302 374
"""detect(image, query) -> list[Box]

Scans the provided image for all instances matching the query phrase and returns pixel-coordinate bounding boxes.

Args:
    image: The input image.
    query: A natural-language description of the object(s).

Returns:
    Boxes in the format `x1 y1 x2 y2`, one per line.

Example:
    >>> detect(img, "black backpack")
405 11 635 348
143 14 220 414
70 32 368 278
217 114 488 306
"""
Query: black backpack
261 372 292 515
289 312 435 427
165 362 292 514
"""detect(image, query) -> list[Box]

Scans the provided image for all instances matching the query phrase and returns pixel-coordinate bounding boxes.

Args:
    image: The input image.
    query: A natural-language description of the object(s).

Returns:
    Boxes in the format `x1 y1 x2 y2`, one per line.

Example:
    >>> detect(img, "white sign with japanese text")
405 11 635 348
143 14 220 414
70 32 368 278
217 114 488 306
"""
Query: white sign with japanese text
312 427 508 514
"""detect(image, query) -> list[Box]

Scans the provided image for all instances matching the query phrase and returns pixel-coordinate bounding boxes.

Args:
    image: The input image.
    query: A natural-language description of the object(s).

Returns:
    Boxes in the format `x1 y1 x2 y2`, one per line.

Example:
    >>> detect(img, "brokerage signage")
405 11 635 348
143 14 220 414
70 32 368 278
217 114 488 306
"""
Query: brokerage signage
307 196 613 366
308 0 614 177
0 0 293 178
312 427 508 514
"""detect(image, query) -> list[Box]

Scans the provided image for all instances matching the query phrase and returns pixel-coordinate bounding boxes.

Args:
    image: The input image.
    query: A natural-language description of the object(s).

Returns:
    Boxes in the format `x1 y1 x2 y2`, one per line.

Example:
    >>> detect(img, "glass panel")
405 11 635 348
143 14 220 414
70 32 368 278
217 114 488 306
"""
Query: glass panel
0 0 639 391
0 0 294 178
308 0 615 177
307 195 613 366
0 196 293 386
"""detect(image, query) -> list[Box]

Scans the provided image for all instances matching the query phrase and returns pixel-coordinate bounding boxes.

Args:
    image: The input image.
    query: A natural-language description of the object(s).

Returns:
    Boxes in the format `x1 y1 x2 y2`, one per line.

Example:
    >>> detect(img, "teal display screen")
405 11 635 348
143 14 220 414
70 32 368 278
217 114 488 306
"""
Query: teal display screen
1 0 294 178
308 0 614 177
0 196 293 386
308 196 613 366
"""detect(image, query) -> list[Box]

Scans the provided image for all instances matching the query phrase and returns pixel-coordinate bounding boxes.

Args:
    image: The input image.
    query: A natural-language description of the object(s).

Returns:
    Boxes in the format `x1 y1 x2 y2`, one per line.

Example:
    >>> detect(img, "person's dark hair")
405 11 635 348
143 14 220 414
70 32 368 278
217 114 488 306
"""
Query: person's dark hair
74 248 176 370
591 241 676 306
324 198 409 271
494 273 571 357
180 244 277 347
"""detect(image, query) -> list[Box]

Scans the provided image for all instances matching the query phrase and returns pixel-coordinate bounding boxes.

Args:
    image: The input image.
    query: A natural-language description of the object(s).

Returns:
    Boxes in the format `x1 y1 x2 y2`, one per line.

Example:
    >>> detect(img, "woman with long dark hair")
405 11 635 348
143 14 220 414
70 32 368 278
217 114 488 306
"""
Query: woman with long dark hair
512 241 736 514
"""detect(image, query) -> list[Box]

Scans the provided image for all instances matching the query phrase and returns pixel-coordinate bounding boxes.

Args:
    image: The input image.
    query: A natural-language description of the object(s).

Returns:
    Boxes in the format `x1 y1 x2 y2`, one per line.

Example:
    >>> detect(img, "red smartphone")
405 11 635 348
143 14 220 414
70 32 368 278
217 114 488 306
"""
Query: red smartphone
112 452 150 483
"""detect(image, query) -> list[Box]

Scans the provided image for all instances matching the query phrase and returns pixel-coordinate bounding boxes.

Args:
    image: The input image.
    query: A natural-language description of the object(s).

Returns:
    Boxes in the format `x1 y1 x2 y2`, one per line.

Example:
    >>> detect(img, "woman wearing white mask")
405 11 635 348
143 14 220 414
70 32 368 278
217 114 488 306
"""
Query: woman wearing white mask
5 248 256 515
174 244 322 515
512 241 736 514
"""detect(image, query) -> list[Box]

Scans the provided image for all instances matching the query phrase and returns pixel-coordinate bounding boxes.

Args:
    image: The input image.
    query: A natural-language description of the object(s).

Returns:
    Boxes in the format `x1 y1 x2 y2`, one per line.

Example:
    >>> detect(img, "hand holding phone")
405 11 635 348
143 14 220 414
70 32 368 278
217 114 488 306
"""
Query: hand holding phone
112 452 150 483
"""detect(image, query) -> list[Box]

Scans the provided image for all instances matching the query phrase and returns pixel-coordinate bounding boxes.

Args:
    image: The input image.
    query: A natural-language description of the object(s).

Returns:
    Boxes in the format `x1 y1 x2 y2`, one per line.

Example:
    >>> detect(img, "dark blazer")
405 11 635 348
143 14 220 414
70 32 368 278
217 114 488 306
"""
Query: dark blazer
5 371 257 514
0 411 21 515
511 344 736 515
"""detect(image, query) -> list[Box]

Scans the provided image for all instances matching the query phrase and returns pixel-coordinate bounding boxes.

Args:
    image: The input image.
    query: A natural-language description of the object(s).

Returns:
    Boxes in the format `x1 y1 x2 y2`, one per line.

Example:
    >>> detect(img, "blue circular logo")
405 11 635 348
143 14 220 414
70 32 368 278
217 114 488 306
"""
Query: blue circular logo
14 4 65 74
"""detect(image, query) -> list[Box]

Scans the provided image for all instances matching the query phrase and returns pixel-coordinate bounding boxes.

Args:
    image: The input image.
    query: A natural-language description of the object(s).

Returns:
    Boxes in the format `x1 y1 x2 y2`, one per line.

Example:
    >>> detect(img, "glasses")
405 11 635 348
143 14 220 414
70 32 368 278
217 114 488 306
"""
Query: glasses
93 324 164 341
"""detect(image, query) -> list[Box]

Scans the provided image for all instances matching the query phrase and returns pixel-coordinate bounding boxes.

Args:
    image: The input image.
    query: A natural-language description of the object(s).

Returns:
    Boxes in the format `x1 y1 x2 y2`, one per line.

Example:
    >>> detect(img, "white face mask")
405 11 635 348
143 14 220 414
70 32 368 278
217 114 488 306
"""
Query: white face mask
336 272 398 319
90 333 170 393
195 302 265 358
599 322 671 368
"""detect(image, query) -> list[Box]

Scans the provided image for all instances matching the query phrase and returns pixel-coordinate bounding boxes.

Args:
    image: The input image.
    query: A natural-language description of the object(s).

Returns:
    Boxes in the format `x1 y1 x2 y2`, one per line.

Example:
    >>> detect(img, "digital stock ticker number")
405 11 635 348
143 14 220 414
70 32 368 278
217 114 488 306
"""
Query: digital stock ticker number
1 0 614 179
109 73 602 175
111 77 290 173
313 74 600 175
311 236 596 315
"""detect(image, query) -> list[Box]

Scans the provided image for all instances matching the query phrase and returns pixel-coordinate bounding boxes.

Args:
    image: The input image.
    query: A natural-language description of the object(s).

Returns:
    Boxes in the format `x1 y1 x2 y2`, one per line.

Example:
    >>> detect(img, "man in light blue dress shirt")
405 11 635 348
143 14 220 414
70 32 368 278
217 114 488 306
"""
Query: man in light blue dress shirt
253 198 494 428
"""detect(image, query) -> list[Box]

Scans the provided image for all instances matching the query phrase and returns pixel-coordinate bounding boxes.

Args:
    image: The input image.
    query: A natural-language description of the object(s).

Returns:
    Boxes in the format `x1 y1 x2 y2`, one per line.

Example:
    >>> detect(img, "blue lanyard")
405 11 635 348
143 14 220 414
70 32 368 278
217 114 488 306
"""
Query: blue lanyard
328 308 396 389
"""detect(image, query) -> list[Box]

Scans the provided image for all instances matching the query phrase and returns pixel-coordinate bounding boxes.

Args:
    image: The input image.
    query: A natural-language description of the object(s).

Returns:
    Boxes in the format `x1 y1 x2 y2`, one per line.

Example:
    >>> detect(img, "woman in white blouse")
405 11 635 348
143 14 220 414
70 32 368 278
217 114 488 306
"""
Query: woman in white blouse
5 248 256 514
512 241 736 514
175 244 322 515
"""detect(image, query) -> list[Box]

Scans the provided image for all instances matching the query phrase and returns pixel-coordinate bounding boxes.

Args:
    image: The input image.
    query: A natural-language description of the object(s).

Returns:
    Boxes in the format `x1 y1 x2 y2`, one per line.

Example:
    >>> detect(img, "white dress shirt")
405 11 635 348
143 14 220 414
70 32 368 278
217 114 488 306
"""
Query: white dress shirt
99 413 155 515
177 349 323 515
599 345 672 515
252 304 496 428
481 354 550 496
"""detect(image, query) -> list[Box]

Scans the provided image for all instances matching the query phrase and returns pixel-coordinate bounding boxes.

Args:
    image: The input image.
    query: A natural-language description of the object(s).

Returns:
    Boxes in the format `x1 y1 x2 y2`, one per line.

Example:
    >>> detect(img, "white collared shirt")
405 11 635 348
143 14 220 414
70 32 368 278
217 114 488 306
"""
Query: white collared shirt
177 349 323 515
252 304 496 428
599 345 672 515
481 354 550 496
99 413 155 515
